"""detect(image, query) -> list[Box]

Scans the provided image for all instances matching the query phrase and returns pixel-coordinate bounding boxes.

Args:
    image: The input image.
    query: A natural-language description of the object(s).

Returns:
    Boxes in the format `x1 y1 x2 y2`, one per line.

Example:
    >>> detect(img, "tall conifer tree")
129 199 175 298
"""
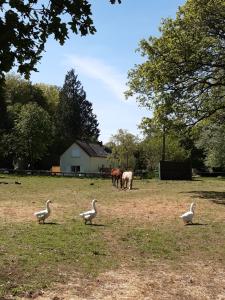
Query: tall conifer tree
56 69 99 149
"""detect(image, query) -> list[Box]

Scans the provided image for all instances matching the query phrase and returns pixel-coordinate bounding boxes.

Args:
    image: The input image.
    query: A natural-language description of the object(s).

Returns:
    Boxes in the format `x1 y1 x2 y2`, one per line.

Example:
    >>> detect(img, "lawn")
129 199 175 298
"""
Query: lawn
0 174 225 299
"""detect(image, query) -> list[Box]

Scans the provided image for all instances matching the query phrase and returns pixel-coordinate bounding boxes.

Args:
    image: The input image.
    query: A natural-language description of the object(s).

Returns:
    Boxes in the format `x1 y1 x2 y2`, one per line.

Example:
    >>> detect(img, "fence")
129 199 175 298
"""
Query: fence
0 168 149 179
0 168 111 178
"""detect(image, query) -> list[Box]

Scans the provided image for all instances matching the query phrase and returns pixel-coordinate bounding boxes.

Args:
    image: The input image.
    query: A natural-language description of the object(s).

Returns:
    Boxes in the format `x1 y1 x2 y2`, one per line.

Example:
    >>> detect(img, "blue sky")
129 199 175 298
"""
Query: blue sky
30 0 185 143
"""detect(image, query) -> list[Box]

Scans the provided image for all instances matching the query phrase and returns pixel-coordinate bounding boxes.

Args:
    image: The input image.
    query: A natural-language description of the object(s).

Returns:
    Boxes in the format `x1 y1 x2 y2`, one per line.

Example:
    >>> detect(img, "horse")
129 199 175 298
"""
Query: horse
122 171 133 190
111 168 123 188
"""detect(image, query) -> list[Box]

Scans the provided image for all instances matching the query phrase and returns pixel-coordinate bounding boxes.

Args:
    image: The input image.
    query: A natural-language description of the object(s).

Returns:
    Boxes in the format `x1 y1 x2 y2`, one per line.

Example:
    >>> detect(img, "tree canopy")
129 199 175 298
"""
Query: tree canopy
139 131 190 171
5 102 53 168
195 114 225 169
106 129 139 169
0 71 100 169
5 74 47 109
0 0 121 79
126 0 225 127
35 83 60 114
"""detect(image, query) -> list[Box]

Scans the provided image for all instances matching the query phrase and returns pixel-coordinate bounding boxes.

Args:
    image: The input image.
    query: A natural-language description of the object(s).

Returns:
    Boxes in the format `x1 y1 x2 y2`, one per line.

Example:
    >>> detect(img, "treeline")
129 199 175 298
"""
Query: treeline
107 123 225 173
0 69 100 169
106 128 205 174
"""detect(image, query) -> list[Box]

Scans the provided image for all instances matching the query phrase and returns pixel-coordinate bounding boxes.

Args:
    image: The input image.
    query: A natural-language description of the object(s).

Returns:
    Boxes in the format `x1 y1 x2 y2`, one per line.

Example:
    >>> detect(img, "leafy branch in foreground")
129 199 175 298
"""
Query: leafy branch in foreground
0 0 121 79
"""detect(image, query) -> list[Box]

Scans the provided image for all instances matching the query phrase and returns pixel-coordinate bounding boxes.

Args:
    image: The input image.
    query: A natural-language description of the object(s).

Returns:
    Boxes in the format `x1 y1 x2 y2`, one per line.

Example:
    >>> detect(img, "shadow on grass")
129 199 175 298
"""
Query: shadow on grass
92 250 107 256
183 191 225 205
185 222 208 226
191 178 203 181
42 222 60 225
86 223 106 227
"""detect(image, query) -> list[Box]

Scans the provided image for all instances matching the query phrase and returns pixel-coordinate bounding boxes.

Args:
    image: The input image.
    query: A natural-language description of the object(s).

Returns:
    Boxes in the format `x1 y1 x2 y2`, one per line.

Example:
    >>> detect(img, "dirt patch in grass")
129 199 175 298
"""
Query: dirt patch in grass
0 202 35 223
102 198 182 222
0 202 75 224
30 262 225 300
100 197 200 225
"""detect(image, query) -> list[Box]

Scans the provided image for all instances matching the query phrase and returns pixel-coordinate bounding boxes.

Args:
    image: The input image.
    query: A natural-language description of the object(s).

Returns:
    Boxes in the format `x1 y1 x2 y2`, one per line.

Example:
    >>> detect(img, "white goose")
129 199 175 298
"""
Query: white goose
180 202 196 224
34 200 52 223
80 199 97 224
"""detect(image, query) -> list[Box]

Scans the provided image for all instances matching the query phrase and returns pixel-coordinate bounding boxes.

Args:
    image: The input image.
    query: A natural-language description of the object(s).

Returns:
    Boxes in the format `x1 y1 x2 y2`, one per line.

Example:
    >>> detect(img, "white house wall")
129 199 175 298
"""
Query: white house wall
60 143 110 173
89 157 110 173
60 143 91 173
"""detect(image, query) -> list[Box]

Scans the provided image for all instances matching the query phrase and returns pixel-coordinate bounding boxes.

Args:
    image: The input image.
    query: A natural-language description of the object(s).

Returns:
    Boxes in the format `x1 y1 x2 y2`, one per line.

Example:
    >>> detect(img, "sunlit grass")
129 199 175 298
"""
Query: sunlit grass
0 220 115 296
0 174 225 297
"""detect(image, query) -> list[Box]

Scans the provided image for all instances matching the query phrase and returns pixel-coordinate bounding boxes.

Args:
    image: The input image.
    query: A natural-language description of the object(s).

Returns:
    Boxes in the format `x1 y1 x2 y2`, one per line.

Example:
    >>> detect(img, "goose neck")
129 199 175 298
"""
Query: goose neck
190 204 195 213
46 202 51 211
92 201 97 211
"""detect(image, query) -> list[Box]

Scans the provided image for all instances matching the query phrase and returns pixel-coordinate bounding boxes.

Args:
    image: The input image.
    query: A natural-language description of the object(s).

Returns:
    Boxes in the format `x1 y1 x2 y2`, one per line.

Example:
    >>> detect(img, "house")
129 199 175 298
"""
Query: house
60 140 111 173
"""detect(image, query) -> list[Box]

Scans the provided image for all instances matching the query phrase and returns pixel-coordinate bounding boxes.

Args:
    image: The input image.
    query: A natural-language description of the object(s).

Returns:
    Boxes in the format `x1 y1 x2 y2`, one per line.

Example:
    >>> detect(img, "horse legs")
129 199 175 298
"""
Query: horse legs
112 175 116 186
129 179 133 190
112 175 120 188
116 177 118 188
122 178 127 189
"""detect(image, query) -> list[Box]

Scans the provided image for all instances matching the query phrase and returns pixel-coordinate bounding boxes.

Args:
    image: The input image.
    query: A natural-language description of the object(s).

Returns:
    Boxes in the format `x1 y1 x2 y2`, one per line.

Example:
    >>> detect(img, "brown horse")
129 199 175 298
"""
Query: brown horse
111 168 123 188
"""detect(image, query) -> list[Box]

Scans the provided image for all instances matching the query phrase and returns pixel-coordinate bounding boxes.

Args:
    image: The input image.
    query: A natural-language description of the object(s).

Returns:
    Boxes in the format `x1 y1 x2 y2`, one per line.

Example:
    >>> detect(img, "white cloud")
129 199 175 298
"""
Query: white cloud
65 54 127 101
63 54 151 143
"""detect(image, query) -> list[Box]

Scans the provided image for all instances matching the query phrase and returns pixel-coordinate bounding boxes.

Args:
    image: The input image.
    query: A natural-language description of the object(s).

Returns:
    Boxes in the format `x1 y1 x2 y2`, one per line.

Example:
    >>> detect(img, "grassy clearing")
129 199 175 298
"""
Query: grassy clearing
0 175 225 297
0 221 115 296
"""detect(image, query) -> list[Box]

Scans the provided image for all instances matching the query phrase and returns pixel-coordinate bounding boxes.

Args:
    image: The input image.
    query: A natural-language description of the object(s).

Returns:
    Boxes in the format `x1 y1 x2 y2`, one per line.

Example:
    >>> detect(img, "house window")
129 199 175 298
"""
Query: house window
71 165 80 173
71 149 80 157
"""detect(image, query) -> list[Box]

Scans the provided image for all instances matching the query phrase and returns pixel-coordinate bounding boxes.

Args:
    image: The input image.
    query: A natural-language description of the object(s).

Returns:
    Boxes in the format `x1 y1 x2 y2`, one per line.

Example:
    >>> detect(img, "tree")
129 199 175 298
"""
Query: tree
79 96 100 141
195 115 225 169
138 119 190 171
0 79 8 131
5 102 53 168
126 0 225 127
5 74 47 109
0 75 53 167
35 83 60 114
56 69 99 148
0 80 10 166
0 0 121 80
106 129 139 169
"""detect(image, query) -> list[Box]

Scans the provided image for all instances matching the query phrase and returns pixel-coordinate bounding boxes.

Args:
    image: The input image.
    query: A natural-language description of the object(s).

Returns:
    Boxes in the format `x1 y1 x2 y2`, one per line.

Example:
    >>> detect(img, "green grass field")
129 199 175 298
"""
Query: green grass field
0 175 225 298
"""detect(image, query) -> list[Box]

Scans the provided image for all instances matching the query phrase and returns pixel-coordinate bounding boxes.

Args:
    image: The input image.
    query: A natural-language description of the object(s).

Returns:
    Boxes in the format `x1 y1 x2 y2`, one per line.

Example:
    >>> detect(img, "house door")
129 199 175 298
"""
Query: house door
71 165 80 173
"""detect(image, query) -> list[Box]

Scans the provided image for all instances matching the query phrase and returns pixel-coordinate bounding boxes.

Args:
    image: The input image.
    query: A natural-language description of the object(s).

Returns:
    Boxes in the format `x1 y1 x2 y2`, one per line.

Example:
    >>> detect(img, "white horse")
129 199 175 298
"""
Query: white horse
122 171 133 190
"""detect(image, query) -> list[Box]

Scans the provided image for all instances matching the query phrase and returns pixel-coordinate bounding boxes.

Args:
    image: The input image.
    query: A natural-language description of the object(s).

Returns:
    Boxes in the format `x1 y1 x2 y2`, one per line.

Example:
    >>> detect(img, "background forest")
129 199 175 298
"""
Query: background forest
0 67 221 174
0 69 100 170
1 0 225 174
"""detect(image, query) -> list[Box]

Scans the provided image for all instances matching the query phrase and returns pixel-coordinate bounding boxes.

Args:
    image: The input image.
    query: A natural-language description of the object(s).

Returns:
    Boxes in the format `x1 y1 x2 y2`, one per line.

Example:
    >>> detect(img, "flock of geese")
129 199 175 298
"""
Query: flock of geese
34 198 196 225
34 199 97 224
